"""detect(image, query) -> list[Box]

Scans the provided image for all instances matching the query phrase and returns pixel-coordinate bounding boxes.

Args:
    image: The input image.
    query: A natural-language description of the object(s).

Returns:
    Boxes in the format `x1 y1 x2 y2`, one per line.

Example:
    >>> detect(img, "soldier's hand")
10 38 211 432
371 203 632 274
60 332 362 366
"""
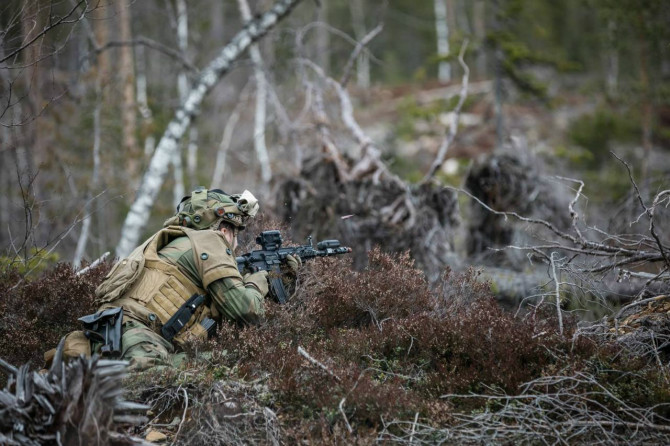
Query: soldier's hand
286 254 302 273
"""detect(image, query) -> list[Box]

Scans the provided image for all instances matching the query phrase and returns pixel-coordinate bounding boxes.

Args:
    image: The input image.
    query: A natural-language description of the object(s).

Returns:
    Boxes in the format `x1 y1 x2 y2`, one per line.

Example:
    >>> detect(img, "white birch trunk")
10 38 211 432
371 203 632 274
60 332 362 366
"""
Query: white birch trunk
176 0 199 190
73 79 102 268
172 151 185 207
116 0 303 257
434 0 451 83
136 44 156 158
349 0 370 89
174 0 188 198
238 0 272 187
187 127 198 189
211 106 242 188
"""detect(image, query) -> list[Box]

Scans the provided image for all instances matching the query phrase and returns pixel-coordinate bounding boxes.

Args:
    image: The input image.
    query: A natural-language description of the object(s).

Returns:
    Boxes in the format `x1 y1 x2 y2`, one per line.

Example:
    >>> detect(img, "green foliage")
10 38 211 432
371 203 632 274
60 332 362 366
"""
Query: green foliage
567 107 640 164
0 248 60 277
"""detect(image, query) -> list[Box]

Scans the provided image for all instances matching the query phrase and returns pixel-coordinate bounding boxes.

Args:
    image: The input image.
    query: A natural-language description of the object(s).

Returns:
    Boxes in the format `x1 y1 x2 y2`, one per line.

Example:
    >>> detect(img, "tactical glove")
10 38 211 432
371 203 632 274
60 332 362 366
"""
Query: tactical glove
286 254 303 273
243 270 269 296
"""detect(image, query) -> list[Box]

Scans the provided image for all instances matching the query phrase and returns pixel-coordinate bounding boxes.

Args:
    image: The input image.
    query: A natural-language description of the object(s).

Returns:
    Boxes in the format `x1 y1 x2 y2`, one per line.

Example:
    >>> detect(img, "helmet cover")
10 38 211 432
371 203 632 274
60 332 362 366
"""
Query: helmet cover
163 187 259 230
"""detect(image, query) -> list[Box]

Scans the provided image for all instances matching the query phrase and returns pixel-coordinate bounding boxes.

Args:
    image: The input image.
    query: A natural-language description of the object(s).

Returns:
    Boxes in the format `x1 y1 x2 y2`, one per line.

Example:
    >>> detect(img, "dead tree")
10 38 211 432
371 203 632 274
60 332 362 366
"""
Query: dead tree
0 339 148 445
454 153 670 322
275 41 471 281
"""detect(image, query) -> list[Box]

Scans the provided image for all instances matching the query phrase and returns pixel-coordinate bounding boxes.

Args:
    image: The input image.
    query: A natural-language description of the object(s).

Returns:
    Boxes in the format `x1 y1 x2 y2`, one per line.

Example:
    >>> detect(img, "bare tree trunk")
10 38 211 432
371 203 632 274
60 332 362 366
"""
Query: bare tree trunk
92 2 110 91
135 44 155 157
174 0 188 199
606 19 618 97
317 0 330 73
211 104 242 188
434 0 451 83
172 151 186 206
116 0 304 257
238 0 272 190
73 77 102 268
349 0 370 89
187 127 198 189
0 123 10 242
473 0 487 79
117 0 139 189
210 0 225 43
639 35 653 195
175 0 200 191
20 0 42 178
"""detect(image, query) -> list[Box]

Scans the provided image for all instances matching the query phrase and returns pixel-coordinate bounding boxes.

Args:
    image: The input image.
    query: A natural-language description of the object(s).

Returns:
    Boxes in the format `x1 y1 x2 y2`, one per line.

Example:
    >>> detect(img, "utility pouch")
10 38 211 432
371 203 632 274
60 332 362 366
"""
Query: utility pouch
161 293 206 342
200 317 217 338
78 307 124 357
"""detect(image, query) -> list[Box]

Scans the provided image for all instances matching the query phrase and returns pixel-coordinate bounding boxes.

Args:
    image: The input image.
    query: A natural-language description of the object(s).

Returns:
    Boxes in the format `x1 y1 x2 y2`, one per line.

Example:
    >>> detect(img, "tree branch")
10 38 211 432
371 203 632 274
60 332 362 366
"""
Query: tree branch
0 0 88 64
339 23 384 88
422 39 470 184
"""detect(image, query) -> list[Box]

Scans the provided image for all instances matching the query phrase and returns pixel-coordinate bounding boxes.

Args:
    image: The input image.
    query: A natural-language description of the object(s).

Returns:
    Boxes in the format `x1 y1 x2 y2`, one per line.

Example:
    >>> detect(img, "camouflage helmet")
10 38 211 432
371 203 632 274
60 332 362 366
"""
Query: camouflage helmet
163 187 259 230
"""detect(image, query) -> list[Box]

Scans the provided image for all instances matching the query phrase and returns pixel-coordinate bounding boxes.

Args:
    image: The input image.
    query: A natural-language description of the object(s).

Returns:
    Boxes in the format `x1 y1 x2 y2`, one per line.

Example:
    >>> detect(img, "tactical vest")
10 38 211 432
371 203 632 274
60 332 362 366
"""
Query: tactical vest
95 226 213 345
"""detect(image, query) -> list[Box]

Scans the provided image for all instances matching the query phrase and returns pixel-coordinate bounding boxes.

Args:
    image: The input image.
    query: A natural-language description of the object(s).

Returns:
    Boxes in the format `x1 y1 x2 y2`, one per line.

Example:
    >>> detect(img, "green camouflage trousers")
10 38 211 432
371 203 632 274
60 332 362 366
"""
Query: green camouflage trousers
120 320 186 371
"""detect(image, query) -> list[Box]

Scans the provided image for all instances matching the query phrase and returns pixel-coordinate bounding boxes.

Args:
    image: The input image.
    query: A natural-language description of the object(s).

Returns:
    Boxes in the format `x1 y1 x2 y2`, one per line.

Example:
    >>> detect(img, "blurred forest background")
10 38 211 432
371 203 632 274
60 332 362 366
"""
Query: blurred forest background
1 0 669 309
2 1 670 443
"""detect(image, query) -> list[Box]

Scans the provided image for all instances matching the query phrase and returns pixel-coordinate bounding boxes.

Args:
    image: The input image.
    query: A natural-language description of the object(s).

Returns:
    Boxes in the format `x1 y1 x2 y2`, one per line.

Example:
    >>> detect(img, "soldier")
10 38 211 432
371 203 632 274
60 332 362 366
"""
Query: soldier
51 188 300 370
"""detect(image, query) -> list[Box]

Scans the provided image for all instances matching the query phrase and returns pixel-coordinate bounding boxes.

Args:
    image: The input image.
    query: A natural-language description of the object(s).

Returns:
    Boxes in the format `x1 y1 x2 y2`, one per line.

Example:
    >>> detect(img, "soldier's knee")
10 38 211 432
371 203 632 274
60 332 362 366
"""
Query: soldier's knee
121 320 174 371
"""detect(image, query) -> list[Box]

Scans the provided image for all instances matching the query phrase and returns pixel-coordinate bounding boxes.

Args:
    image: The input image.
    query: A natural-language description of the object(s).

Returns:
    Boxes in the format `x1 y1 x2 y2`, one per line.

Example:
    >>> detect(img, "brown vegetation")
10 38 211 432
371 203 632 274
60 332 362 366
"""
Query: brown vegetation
0 262 110 370
1 246 668 444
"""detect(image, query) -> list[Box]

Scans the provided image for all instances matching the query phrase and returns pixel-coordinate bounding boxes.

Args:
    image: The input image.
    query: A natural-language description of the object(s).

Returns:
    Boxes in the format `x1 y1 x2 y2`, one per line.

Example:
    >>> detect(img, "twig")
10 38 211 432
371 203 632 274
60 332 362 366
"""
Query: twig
0 0 87 64
339 23 384 87
651 332 670 385
422 39 470 184
612 153 670 270
297 346 341 382
339 398 353 434
409 412 419 445
550 252 564 335
76 251 110 276
88 36 198 73
172 387 189 445
556 176 586 242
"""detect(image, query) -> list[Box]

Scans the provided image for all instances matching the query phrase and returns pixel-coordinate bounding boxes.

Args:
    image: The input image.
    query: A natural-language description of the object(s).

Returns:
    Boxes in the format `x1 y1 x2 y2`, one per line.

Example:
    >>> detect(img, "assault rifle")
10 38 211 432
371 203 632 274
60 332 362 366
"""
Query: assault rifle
236 230 352 304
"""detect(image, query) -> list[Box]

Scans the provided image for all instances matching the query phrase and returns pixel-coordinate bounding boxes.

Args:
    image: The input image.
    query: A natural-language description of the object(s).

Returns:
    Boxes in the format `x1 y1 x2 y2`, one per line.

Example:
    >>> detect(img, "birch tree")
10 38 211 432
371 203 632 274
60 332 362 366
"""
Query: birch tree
115 0 304 258
73 78 102 268
349 0 370 89
173 0 188 204
238 0 272 191
135 44 155 157
434 0 451 82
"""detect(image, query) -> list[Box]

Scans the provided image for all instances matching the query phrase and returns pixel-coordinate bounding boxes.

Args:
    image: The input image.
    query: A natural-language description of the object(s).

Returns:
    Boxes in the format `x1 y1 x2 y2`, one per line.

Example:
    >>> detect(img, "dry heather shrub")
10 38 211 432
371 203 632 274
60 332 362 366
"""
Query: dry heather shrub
306 248 433 329
0 262 110 368
204 248 566 433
